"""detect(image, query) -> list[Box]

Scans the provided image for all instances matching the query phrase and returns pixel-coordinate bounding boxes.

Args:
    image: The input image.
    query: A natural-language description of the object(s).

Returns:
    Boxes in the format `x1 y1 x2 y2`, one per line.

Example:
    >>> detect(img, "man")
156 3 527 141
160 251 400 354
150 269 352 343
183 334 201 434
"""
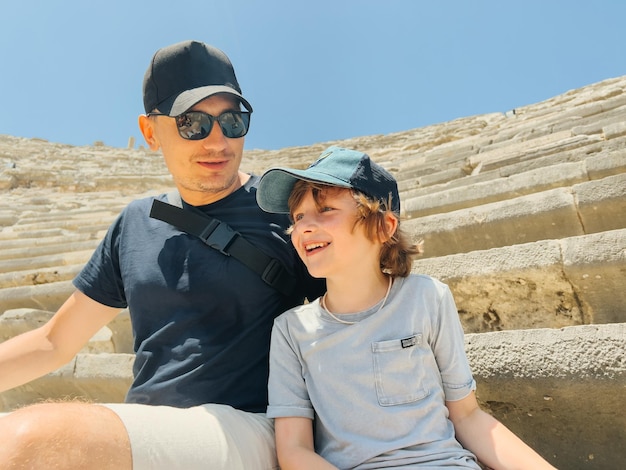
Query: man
0 40 323 469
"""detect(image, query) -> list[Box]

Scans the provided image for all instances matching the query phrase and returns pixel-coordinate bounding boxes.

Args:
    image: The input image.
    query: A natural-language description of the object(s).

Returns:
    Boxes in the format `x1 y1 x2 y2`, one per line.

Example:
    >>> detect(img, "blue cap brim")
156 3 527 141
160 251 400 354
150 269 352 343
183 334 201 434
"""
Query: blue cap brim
257 167 352 214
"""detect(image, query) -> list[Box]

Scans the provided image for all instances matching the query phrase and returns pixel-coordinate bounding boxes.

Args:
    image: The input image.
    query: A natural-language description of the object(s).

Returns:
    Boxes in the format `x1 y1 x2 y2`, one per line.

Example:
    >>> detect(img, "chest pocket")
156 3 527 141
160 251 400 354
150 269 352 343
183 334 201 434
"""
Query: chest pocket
371 334 430 406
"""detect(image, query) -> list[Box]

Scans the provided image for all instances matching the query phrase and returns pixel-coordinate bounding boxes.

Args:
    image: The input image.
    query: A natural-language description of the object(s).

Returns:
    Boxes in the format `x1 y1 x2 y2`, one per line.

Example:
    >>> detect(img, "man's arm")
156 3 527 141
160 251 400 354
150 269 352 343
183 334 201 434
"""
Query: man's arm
0 290 122 393
447 392 557 470
275 416 338 470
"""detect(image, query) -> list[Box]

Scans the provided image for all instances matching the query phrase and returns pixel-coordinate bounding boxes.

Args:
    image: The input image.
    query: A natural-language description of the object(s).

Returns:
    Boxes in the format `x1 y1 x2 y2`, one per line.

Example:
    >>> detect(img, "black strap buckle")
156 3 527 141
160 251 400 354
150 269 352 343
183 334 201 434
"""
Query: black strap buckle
261 258 283 286
198 219 240 256
149 196 296 296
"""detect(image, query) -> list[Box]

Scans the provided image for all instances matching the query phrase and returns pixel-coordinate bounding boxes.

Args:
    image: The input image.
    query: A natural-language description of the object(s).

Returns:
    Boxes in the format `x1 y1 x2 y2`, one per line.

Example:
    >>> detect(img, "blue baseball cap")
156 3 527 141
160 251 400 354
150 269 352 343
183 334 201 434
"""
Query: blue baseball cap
257 146 400 214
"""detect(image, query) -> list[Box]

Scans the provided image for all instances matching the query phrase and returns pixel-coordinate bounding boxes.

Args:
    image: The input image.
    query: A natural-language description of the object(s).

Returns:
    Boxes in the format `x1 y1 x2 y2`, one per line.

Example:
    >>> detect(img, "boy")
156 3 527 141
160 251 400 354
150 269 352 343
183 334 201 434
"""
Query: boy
256 146 557 469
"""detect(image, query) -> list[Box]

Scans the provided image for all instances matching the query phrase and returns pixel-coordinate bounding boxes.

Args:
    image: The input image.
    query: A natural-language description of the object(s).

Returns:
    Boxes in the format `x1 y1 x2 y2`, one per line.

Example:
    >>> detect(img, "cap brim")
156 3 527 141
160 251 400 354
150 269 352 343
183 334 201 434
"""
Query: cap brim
257 167 352 214
161 85 253 116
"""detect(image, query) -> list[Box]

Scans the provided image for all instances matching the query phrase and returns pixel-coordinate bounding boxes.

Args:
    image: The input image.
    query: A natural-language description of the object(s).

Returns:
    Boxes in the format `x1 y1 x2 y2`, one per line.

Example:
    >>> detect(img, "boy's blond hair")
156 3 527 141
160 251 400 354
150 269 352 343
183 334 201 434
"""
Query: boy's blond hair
287 180 423 277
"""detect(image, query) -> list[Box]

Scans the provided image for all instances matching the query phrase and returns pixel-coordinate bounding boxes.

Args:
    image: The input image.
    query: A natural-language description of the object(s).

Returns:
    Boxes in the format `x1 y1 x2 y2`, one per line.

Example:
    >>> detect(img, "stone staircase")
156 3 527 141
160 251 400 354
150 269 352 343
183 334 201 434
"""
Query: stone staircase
1 76 625 469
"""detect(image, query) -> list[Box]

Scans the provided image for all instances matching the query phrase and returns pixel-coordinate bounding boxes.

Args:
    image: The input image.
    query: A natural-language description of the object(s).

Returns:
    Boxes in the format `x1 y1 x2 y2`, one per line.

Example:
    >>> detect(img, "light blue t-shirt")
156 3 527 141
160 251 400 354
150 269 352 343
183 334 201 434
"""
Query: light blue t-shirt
267 274 480 469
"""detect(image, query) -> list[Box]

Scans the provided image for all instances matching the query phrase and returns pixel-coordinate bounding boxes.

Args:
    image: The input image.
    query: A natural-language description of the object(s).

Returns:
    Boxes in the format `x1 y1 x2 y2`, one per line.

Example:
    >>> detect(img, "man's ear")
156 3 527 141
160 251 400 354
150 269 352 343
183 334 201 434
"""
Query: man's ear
138 114 160 151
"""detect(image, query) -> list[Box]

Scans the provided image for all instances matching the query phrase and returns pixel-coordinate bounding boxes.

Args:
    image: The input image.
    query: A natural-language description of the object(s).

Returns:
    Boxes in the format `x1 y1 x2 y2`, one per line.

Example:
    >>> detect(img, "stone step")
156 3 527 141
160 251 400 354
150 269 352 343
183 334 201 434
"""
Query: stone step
0 232 99 250
0 250 94 275
0 240 101 262
392 100 626 189
402 153 626 218
10 209 120 226
412 228 626 331
467 119 624 174
7 217 113 234
398 133 626 197
0 264 83 289
404 172 626 258
466 322 626 470
0 280 76 314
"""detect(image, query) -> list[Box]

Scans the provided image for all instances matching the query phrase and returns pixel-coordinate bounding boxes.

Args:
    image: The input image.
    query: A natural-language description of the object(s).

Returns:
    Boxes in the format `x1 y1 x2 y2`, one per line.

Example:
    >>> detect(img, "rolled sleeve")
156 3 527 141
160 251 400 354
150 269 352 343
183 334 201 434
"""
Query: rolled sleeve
267 314 314 419
431 283 476 402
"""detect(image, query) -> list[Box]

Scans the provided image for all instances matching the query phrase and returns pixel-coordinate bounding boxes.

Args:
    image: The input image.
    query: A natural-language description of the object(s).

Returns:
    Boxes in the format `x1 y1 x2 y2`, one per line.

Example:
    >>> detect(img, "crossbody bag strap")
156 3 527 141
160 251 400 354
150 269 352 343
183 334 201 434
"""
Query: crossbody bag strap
149 192 296 297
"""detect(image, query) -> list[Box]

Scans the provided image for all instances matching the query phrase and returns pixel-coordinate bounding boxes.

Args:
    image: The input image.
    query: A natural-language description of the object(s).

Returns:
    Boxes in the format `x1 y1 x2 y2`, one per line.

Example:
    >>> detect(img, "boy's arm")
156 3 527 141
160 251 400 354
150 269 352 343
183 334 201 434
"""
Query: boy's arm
447 392 557 470
275 416 338 470
0 290 121 392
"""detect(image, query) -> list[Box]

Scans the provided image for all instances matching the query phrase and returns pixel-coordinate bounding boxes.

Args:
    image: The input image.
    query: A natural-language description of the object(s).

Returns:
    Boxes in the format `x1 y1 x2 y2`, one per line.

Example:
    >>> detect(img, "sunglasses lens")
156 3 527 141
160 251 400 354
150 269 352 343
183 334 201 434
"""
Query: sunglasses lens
218 112 250 138
175 112 212 140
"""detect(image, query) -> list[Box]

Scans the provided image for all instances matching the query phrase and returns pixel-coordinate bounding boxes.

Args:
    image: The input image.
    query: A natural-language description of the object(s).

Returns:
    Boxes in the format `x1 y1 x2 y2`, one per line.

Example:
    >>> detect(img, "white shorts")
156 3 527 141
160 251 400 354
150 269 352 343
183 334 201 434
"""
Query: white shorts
102 403 278 470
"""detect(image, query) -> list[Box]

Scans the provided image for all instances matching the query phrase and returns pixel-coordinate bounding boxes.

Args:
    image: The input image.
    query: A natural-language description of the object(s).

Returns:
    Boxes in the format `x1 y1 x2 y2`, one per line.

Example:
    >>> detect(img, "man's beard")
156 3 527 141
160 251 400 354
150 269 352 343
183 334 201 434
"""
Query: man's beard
178 172 238 195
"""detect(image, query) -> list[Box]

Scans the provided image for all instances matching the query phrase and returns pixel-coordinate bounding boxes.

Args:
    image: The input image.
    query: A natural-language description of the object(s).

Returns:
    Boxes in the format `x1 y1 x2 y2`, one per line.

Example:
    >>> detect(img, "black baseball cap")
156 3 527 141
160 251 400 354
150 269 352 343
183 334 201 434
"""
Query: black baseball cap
142 40 253 116
257 146 400 215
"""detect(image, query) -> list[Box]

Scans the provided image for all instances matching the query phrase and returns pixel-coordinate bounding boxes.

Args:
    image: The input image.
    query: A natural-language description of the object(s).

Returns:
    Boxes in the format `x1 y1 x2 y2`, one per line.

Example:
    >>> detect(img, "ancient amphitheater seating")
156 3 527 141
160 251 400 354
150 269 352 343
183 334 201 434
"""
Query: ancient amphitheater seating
1 76 625 469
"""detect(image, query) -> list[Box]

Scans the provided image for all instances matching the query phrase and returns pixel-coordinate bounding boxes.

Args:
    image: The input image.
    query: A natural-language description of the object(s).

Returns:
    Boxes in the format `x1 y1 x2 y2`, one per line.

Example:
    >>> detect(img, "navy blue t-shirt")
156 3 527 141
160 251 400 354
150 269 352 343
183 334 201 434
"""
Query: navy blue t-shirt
73 175 324 412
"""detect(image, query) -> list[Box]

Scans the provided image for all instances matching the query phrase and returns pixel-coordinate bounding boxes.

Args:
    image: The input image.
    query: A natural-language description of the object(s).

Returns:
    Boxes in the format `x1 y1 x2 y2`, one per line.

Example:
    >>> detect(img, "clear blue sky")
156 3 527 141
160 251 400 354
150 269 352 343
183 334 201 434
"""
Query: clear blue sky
1 1 624 151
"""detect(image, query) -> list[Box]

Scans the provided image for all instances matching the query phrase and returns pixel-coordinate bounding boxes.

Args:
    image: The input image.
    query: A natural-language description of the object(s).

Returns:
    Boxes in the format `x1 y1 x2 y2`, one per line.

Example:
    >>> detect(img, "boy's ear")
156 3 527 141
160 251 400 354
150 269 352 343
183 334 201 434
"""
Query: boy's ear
381 212 399 243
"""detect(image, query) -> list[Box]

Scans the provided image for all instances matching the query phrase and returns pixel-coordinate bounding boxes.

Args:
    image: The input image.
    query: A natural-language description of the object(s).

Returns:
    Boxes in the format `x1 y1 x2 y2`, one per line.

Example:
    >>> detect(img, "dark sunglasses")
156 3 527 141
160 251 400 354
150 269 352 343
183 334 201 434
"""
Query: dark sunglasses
148 110 251 140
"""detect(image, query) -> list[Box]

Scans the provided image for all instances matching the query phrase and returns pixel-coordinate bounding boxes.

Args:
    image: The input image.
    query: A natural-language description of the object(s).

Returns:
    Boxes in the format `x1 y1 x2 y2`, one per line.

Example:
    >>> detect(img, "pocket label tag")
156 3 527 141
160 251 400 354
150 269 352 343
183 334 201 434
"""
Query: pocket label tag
401 335 417 349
